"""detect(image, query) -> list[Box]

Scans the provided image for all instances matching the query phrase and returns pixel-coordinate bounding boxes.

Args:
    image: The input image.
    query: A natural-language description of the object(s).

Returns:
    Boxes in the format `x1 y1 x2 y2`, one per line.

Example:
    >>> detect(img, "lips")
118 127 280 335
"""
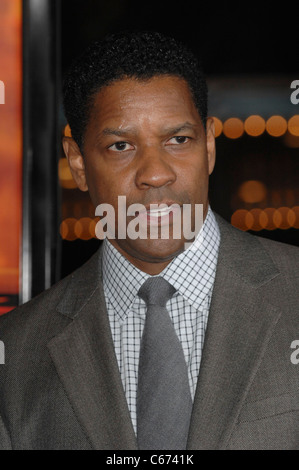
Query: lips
146 204 178 218
143 201 181 211
138 202 182 226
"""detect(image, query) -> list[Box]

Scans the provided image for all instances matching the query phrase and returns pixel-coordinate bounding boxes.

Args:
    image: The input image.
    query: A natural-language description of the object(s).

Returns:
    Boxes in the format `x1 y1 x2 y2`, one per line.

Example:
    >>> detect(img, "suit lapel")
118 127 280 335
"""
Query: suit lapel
46 215 283 450
47 250 137 450
187 216 282 449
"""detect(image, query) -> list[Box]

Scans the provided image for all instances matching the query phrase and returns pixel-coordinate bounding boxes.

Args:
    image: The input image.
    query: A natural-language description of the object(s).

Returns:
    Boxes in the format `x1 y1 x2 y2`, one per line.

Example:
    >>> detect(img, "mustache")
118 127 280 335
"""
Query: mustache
126 190 191 207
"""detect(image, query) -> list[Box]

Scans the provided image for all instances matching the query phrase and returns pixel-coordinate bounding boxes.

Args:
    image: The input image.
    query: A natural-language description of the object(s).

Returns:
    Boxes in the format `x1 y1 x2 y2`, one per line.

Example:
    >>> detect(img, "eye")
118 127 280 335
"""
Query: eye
108 141 134 152
166 136 190 145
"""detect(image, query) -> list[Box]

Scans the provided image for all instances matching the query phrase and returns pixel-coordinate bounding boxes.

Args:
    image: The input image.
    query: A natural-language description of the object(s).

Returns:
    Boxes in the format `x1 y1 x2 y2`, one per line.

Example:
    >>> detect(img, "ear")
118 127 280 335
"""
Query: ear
206 117 216 175
62 136 89 192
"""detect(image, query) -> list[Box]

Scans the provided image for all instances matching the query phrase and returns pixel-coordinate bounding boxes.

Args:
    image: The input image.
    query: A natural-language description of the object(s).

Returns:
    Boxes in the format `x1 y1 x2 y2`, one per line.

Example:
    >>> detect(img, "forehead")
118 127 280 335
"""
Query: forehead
88 75 202 131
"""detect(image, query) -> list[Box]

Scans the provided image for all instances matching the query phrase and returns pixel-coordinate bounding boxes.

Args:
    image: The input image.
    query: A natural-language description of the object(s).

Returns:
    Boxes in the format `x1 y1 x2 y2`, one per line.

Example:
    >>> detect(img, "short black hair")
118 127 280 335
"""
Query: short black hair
63 30 208 151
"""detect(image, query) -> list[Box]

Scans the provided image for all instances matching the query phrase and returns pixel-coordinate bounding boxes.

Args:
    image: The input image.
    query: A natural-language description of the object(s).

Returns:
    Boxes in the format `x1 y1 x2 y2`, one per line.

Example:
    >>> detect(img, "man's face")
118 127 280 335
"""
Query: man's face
63 75 216 274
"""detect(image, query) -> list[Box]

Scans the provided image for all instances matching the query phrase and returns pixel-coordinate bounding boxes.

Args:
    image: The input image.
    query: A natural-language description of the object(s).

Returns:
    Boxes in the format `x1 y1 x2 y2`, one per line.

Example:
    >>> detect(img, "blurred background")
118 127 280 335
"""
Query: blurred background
0 0 298 313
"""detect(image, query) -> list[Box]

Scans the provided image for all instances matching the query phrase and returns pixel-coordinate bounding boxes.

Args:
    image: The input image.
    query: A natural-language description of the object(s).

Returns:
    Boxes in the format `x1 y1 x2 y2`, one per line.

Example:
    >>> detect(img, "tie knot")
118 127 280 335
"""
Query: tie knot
138 277 176 307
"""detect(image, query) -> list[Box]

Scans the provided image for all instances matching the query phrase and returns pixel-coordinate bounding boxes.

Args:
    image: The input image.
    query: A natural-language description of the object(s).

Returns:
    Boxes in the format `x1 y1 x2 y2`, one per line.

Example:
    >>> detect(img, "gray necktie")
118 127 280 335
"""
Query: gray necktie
137 276 193 450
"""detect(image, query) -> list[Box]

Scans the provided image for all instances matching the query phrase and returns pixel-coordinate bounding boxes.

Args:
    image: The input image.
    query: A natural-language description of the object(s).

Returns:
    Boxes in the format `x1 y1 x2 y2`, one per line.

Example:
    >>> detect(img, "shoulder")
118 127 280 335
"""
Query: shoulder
0 247 102 340
0 271 71 355
256 233 299 268
215 212 299 266
214 212 299 296
213 212 299 323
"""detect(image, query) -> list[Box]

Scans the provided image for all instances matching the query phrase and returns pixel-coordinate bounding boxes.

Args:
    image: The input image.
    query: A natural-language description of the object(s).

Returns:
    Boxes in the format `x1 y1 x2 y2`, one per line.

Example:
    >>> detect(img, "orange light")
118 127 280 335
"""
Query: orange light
292 206 299 229
64 124 72 137
273 209 283 228
212 117 223 137
263 208 277 231
231 207 299 232
74 219 82 239
223 117 244 139
288 115 299 137
58 158 77 189
60 220 69 239
276 207 290 230
231 209 248 231
75 218 93 240
266 115 287 137
245 211 254 230
0 0 23 299
89 218 99 238
61 218 99 240
238 180 267 203
249 208 263 231
259 210 269 229
60 218 77 241
287 209 296 228
244 115 265 137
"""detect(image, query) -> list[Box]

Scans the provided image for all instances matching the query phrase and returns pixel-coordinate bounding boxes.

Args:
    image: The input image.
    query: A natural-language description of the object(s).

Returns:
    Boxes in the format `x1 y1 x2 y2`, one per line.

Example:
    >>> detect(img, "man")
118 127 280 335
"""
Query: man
0 31 299 450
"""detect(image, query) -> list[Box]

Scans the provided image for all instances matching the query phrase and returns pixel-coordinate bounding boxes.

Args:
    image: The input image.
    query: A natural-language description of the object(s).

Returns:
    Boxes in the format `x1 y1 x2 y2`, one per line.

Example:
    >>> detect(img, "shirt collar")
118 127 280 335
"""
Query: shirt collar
102 240 149 322
102 206 220 320
161 207 220 310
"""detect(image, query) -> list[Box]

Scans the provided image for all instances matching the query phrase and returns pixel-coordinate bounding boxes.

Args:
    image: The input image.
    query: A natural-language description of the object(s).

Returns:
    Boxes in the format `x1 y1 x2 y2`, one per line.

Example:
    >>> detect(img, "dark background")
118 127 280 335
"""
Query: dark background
61 1 298 75
1 0 294 308
59 1 299 277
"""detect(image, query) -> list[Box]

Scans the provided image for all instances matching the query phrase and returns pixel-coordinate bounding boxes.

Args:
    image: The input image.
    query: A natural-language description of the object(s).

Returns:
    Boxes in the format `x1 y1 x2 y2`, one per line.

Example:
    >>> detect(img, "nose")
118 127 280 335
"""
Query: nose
135 146 177 189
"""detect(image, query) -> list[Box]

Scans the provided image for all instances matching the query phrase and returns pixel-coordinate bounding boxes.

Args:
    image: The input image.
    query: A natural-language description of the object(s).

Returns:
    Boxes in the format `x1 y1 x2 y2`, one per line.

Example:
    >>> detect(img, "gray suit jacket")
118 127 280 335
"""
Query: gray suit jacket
0 214 299 450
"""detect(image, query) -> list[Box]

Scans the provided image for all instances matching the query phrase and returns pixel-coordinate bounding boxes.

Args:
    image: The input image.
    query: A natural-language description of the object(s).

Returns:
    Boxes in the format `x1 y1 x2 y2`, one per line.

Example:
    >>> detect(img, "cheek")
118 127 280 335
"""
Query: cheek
85 165 134 208
177 155 209 190
84 171 109 206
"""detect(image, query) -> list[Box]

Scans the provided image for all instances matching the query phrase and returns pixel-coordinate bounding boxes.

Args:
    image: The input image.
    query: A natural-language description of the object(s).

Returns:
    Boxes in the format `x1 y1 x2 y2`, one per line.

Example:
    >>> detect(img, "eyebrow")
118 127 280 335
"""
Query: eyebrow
161 122 198 135
101 127 135 137
100 121 199 138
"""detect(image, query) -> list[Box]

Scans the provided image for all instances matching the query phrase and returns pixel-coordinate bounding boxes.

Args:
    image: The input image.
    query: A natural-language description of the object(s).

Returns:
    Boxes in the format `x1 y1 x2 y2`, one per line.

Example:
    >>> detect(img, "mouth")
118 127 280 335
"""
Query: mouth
139 202 182 226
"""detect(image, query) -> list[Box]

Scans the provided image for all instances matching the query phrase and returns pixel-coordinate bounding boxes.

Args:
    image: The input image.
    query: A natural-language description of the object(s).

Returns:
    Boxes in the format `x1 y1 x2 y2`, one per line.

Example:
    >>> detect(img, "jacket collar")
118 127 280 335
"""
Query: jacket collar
50 245 137 449
187 214 281 449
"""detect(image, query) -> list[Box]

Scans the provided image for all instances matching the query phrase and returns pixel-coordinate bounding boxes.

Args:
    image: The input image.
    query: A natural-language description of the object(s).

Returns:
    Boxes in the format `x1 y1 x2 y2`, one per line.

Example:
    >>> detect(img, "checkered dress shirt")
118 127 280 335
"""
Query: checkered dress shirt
101 206 221 433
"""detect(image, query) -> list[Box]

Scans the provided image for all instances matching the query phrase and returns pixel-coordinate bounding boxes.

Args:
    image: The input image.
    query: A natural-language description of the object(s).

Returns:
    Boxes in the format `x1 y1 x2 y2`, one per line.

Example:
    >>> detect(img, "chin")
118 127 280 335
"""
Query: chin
120 238 187 263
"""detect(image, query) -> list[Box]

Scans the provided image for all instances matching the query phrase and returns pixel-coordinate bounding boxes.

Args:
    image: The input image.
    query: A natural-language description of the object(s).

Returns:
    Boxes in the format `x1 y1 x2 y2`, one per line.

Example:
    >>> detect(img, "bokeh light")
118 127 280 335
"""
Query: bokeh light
212 117 223 137
74 217 93 240
263 208 277 231
266 115 287 137
288 115 299 137
244 115 265 137
58 158 77 189
238 180 267 203
223 117 244 139
60 218 77 241
64 124 72 137
231 207 299 231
